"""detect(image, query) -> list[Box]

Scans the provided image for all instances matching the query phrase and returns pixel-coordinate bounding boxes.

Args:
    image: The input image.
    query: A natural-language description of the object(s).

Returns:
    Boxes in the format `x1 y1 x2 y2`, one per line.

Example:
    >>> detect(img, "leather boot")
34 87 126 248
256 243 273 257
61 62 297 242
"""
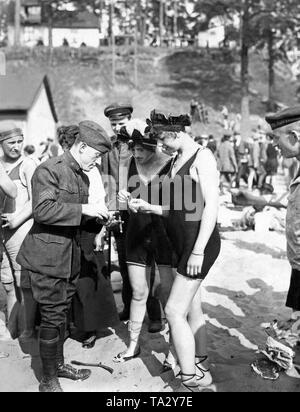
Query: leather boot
57 323 91 382
39 328 63 393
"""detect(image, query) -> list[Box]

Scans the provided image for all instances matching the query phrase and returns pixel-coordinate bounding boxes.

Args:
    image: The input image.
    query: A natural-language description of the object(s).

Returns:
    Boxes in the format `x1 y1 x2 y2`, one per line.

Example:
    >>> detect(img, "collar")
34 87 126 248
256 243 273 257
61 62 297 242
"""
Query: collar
63 151 82 174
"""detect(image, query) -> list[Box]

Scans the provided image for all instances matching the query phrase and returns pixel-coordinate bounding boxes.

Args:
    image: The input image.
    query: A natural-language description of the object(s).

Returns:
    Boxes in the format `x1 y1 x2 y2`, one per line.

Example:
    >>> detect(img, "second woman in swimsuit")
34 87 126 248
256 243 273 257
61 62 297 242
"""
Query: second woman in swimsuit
113 120 175 363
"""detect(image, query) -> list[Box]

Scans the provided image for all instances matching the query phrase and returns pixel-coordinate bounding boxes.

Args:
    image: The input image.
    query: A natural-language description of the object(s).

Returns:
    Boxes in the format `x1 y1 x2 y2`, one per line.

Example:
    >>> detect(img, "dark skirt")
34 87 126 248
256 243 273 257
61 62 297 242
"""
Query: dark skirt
72 232 120 333
166 217 221 280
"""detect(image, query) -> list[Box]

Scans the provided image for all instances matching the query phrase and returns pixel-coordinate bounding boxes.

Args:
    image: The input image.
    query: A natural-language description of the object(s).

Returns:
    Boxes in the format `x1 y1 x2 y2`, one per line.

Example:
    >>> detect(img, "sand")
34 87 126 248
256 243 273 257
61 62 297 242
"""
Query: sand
0 229 300 392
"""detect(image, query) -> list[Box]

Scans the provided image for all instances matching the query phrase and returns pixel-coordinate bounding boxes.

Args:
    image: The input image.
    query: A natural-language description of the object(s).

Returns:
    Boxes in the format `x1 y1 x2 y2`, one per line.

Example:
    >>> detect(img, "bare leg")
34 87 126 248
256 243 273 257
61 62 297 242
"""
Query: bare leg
188 285 213 387
248 168 256 191
157 266 175 309
165 274 202 391
113 265 150 361
157 267 177 368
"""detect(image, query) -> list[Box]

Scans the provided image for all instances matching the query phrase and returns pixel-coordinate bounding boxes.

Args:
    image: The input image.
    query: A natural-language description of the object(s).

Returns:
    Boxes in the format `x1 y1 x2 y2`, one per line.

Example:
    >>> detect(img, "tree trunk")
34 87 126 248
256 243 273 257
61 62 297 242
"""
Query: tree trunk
14 0 21 47
240 1 251 141
173 0 178 41
47 3 53 50
267 28 276 111
111 0 116 87
159 0 164 46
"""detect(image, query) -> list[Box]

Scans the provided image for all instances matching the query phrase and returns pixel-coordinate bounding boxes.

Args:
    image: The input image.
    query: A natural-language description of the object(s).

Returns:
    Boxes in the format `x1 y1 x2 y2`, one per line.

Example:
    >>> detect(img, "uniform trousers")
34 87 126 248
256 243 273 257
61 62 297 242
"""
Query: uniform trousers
29 271 79 330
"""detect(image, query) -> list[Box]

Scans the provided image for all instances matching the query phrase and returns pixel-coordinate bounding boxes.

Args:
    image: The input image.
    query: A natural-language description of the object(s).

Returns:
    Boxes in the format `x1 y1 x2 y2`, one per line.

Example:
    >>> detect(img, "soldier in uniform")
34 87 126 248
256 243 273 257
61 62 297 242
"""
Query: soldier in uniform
103 104 164 333
17 121 112 392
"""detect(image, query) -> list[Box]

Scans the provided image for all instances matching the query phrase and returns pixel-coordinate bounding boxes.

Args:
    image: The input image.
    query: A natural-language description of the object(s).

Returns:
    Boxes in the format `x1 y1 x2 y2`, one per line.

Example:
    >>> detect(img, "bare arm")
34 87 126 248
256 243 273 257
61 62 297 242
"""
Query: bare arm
0 161 17 199
14 159 35 226
191 150 219 254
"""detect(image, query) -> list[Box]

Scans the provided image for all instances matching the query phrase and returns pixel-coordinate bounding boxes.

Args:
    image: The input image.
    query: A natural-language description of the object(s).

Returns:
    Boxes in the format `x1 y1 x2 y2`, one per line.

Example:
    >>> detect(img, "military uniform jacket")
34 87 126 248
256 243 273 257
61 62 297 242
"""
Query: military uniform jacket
17 151 89 279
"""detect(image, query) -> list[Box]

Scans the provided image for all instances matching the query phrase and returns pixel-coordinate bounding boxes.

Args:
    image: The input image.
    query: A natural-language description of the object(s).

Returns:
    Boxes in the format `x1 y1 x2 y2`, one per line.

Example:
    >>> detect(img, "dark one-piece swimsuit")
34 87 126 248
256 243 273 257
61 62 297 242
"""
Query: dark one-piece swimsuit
126 157 173 268
163 148 221 280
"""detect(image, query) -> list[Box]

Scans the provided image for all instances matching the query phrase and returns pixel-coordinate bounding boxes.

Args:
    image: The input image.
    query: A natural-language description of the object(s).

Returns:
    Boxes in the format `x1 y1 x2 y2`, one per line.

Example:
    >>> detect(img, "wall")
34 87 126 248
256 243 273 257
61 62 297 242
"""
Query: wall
52 28 99 48
8 25 99 48
8 25 48 47
198 25 225 49
27 83 57 154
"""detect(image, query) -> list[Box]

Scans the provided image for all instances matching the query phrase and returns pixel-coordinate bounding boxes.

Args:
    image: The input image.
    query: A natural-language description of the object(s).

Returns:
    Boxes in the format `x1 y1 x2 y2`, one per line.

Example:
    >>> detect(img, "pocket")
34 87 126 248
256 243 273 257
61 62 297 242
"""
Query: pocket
34 233 65 244
58 184 79 202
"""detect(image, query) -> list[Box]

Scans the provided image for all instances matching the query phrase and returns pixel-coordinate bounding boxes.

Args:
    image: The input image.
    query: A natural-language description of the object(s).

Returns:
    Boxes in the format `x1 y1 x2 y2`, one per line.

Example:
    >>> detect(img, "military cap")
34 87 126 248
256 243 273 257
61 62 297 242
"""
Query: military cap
0 121 23 142
265 106 300 130
79 120 112 154
104 103 133 121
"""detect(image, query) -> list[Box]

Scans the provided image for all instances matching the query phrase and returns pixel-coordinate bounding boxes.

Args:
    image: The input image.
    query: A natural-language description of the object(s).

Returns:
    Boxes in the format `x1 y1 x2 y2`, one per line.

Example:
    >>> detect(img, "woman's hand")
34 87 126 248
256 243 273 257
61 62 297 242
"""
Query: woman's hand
118 190 131 204
186 254 204 278
94 229 106 252
128 199 153 214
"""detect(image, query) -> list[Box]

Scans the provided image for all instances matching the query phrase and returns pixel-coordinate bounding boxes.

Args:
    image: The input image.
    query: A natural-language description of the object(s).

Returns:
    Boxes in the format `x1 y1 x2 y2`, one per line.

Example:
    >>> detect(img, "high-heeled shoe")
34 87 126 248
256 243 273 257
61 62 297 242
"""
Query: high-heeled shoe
176 373 200 393
113 347 141 364
195 356 213 387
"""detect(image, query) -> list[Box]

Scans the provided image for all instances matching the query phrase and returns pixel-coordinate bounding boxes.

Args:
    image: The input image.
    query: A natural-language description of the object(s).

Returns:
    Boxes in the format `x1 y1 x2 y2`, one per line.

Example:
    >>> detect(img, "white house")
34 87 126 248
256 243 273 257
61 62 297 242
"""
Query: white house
0 74 58 148
8 0 100 48
198 18 226 48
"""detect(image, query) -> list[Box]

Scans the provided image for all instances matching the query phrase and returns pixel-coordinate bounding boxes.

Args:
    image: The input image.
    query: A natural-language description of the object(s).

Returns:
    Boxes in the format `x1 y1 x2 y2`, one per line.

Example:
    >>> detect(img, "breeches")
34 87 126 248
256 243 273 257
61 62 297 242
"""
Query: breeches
29 271 79 330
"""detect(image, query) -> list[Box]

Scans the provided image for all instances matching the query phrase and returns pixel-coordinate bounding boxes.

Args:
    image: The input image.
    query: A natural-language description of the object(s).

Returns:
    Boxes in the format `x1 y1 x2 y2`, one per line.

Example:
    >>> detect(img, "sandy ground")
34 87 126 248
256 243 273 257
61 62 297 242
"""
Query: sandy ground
0 229 300 393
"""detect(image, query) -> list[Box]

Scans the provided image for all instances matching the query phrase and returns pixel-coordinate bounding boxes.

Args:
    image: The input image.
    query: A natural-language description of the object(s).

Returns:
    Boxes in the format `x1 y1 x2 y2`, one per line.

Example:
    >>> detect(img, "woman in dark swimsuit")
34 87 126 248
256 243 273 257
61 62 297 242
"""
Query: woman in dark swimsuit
130 111 221 392
113 120 174 363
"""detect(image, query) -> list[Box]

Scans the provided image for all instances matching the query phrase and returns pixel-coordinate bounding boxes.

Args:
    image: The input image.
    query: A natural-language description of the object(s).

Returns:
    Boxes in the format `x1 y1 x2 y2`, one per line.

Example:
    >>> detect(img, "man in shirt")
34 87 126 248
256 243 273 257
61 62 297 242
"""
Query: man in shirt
0 158 17 343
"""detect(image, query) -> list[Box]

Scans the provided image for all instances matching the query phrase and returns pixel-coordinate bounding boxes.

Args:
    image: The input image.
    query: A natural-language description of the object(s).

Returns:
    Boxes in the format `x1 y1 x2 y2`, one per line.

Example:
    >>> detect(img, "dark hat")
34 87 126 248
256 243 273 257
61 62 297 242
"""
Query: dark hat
146 110 191 135
0 121 23 142
118 126 157 152
265 106 300 130
79 120 112 154
104 103 133 121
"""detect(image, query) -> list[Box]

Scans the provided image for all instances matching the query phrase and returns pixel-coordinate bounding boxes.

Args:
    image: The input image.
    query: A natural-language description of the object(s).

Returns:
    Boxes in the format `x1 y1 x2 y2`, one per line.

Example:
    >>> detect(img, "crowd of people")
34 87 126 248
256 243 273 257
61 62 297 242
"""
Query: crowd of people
0 102 300 393
196 127 300 194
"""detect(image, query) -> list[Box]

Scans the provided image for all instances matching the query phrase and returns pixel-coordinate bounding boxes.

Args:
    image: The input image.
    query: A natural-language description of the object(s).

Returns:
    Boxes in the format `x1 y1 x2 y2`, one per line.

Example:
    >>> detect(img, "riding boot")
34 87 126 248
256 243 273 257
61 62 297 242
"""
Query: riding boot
39 328 63 393
57 323 91 382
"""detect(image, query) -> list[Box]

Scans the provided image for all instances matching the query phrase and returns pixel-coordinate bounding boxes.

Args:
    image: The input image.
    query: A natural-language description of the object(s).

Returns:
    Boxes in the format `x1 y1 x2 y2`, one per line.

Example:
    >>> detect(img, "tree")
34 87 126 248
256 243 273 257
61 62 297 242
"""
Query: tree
252 0 300 111
14 0 21 46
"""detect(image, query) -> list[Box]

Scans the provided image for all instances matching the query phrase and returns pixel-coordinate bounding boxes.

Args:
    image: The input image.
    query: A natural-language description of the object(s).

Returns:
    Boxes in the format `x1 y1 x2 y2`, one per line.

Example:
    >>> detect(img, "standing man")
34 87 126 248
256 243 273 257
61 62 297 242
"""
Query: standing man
0 159 17 344
103 104 164 333
0 122 37 337
218 132 238 192
266 107 300 331
17 121 112 393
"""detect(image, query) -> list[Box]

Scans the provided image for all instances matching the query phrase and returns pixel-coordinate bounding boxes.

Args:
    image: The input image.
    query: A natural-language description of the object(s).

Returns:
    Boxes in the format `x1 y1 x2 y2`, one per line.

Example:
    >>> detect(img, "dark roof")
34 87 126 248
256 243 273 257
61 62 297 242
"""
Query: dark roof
52 11 99 29
22 0 41 5
0 74 58 122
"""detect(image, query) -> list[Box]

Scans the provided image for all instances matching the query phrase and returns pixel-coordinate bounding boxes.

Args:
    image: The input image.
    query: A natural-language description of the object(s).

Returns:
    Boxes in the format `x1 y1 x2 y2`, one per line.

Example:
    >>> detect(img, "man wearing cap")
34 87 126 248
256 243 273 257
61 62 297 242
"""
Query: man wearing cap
102 103 134 322
266 106 300 330
0 159 17 343
103 104 164 333
0 122 37 339
17 120 112 392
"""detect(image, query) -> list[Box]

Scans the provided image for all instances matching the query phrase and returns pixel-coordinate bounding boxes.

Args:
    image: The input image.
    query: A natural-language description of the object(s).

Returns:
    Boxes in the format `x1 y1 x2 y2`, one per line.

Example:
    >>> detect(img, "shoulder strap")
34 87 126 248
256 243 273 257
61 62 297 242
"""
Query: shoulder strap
8 160 23 180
